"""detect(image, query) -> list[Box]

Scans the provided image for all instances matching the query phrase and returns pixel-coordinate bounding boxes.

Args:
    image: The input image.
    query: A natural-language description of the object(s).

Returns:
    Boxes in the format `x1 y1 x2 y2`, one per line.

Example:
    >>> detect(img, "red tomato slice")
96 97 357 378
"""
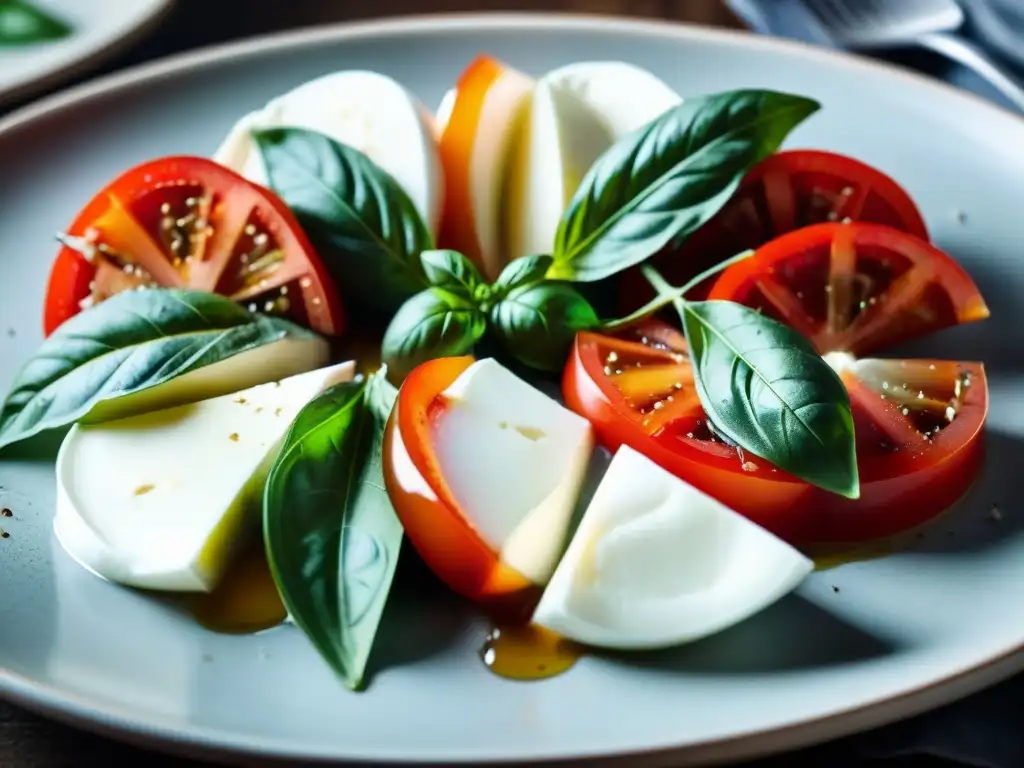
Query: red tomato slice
43 156 345 337
436 56 532 280
382 355 538 616
563 320 988 544
708 222 989 356
620 149 930 310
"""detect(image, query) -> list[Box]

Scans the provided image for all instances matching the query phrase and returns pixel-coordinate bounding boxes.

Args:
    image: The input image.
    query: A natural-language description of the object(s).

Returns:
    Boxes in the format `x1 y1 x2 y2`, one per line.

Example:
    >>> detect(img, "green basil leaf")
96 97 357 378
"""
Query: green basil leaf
0 289 317 451
492 254 554 295
381 288 487 378
264 370 402 690
491 282 599 372
253 127 433 315
0 0 71 45
420 249 484 297
680 300 859 498
550 90 819 282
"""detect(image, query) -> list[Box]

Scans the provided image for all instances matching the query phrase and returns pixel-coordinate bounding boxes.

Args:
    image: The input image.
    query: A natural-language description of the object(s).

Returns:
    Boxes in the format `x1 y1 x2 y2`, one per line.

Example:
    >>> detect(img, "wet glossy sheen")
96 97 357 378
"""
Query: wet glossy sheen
481 624 580 681
178 546 287 634
1 17 1023 767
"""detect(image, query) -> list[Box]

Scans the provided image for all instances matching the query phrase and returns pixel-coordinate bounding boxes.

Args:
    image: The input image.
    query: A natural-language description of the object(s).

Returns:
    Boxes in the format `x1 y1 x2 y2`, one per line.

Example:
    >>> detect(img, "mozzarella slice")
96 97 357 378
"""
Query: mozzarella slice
504 62 682 260
532 445 813 650
214 70 444 236
433 358 594 585
54 361 355 592
436 62 534 281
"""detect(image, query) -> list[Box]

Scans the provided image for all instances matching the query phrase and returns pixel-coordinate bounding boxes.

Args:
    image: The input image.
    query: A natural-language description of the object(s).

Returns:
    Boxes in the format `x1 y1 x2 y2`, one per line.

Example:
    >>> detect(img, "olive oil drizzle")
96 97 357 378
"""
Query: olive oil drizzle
481 624 581 681
178 545 287 634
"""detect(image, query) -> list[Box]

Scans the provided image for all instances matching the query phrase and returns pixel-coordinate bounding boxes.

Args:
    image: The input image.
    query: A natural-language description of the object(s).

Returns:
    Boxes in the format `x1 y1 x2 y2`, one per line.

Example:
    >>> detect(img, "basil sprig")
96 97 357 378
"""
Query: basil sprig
382 251 597 377
641 266 859 498
549 90 820 282
264 369 402 690
0 289 319 451
254 127 433 317
0 0 71 46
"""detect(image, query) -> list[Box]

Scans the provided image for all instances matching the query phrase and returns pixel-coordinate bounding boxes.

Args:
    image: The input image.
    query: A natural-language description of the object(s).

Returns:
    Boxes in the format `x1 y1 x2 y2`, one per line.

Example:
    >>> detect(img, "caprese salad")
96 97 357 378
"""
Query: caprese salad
0 55 990 690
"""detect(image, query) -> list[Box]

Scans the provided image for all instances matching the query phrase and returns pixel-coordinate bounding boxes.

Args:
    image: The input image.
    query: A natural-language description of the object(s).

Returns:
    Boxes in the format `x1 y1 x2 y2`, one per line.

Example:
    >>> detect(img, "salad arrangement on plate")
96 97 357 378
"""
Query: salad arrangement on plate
0 56 990 690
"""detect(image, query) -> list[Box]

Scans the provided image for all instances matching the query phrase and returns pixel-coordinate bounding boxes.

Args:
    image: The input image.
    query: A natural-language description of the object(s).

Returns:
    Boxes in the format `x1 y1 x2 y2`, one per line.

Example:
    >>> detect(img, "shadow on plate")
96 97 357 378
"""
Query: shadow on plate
0 426 69 462
897 429 1024 557
364 547 477 679
599 592 899 676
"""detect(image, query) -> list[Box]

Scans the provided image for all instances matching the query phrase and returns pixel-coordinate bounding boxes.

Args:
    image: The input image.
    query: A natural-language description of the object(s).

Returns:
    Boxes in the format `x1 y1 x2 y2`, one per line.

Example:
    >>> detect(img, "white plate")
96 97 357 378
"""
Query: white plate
1 13 1023 767
0 0 174 106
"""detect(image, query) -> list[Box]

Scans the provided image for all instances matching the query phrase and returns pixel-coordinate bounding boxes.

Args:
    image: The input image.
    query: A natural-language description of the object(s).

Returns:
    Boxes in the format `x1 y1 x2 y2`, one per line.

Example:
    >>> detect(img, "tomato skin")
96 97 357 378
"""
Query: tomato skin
802 364 987 542
708 222 989 356
563 321 990 545
43 156 345 337
620 149 930 312
436 56 503 271
382 355 536 612
563 329 814 543
44 248 96 337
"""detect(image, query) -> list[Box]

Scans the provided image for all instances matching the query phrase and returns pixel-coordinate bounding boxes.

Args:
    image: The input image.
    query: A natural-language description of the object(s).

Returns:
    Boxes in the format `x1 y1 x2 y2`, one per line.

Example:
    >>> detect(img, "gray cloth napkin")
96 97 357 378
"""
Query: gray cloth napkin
722 2 1023 766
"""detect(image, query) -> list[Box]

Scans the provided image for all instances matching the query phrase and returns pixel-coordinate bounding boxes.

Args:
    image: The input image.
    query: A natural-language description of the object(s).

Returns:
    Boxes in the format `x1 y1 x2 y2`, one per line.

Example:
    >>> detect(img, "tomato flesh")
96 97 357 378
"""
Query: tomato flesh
564 320 988 544
620 149 930 310
43 157 344 336
383 355 537 614
708 222 989 357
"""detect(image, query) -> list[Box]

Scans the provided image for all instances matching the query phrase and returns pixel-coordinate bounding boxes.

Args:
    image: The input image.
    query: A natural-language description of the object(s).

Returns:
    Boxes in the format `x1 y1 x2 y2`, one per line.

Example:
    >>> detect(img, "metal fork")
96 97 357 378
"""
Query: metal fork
802 0 1024 111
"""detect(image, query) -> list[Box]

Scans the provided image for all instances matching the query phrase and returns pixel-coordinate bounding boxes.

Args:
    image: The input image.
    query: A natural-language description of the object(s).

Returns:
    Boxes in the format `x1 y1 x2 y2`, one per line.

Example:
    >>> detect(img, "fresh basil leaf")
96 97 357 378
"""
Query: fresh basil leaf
492 254 554 295
253 127 433 315
680 300 859 498
381 288 486 378
491 281 598 372
0 0 71 45
0 289 316 451
420 249 484 298
264 370 402 690
550 90 819 282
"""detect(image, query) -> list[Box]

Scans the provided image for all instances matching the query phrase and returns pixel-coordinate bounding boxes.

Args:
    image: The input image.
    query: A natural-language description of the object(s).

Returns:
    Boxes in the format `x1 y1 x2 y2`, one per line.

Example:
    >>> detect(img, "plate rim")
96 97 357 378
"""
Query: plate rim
2 11 1024 766
0 0 177 107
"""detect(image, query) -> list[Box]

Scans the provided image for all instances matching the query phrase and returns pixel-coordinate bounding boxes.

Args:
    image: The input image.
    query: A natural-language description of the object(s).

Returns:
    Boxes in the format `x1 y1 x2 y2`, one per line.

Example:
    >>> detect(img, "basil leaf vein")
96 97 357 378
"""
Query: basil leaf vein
491 281 598 372
264 370 402 690
381 288 486 379
0 289 314 451
253 127 433 316
492 254 554 295
420 249 484 298
551 90 820 282
680 299 859 498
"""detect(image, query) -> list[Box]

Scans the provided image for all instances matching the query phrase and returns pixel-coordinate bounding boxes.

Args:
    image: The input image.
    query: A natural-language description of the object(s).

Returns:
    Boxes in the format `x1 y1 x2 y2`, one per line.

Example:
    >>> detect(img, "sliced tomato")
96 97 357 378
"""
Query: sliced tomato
563 319 988 544
43 157 344 336
436 56 532 280
382 355 538 616
620 149 930 310
707 222 989 356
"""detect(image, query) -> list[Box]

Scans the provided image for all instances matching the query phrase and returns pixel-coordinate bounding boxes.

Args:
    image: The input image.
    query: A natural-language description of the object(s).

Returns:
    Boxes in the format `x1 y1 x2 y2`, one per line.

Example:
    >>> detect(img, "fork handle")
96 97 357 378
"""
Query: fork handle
918 31 1024 112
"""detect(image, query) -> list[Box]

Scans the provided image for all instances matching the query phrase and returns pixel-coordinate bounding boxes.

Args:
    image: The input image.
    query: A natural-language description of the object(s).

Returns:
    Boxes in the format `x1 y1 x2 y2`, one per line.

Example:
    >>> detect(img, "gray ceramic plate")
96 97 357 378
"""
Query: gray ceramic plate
1 14 1023 768
0 0 174 106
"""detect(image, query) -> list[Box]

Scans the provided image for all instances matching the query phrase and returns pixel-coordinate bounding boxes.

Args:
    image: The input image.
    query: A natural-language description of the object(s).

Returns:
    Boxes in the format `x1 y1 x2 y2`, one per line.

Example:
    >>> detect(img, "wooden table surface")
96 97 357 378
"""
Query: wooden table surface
0 1 965 766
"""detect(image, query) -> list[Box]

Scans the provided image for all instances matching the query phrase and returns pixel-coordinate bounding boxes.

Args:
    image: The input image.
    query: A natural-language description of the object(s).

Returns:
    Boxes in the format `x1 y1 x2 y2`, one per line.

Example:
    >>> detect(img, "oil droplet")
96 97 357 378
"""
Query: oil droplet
179 546 286 634
812 544 891 571
481 624 580 681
